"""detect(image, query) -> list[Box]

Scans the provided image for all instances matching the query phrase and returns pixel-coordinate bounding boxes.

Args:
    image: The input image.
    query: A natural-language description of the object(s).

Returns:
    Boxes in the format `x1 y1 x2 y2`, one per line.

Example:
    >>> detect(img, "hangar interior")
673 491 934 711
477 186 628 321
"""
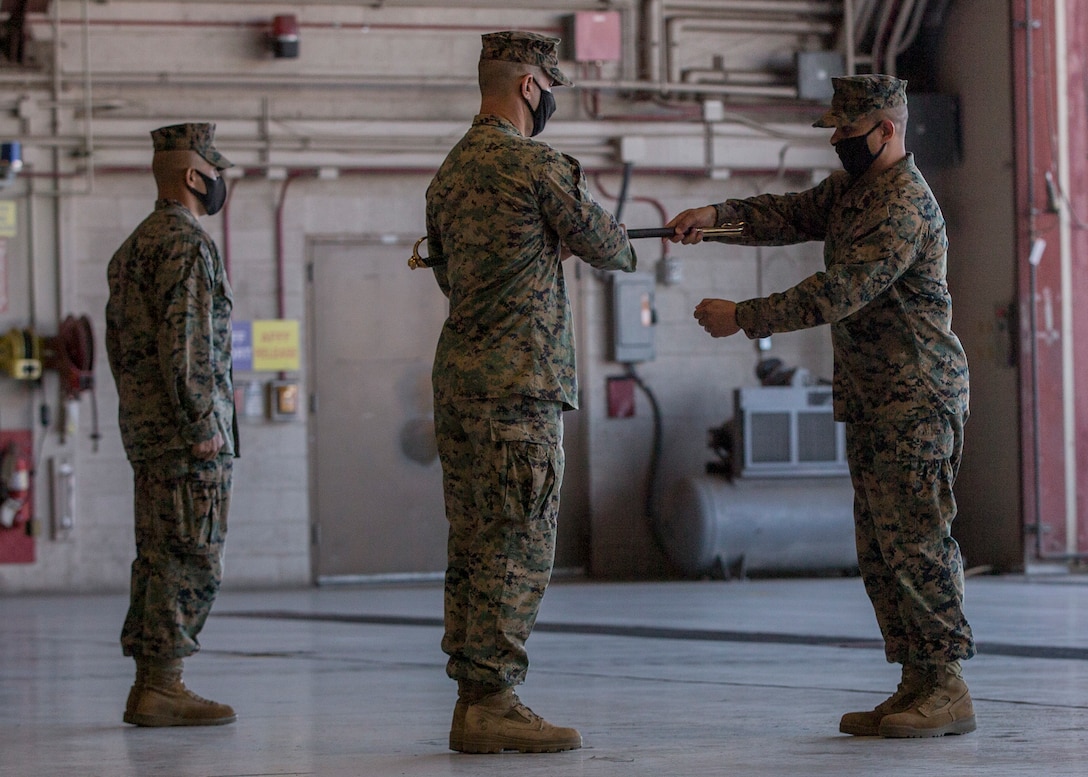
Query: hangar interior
1 1 1088 773
4 0 1076 591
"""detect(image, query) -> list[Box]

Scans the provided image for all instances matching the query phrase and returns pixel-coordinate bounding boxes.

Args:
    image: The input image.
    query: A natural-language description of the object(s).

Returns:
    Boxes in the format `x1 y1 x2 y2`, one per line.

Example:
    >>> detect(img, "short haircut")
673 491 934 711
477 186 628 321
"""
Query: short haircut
875 104 908 133
151 149 202 188
478 58 540 96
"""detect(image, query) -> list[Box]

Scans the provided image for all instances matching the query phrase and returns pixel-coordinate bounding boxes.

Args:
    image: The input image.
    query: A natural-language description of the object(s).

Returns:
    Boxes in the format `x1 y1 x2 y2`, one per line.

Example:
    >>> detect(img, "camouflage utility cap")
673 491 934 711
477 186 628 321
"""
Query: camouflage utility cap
813 75 907 128
480 30 572 87
151 123 233 169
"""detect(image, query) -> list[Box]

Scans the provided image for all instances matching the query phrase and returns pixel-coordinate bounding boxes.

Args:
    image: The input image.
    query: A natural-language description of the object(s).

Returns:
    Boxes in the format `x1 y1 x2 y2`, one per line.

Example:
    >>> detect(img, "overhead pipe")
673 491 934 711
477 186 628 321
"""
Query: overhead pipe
852 0 878 55
868 0 897 76
849 0 879 70
48 0 64 323
661 16 831 97
274 174 304 321
79 0 94 196
667 16 837 38
1052 0 1078 561
102 0 829 10
1023 0 1045 563
857 0 935 76
93 0 622 8
16 68 838 100
643 0 841 96
15 0 853 171
882 0 916 74
666 16 836 89
23 1 857 103
11 73 839 178
49 16 562 35
842 0 856 74
661 0 840 13
853 0 879 34
881 0 923 75
221 177 241 283
891 0 932 63
644 0 666 84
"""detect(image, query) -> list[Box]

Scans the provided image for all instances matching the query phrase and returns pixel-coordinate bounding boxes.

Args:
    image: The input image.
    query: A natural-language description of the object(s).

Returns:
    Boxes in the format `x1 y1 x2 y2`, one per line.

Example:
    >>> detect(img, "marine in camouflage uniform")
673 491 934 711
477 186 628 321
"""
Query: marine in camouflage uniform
105 122 238 727
426 31 636 753
669 76 975 739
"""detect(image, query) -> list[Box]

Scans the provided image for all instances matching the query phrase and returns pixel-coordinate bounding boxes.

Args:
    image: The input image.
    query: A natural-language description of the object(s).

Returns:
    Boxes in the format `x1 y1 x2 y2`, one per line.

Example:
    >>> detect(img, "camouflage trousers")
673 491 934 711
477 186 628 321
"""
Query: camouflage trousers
434 395 564 689
121 454 232 660
847 413 975 668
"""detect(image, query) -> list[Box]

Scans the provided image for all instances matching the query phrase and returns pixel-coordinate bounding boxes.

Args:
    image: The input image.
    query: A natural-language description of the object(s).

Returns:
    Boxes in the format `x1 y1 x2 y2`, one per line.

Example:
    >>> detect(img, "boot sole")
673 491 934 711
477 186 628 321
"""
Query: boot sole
879 716 976 738
458 735 582 754
124 712 237 727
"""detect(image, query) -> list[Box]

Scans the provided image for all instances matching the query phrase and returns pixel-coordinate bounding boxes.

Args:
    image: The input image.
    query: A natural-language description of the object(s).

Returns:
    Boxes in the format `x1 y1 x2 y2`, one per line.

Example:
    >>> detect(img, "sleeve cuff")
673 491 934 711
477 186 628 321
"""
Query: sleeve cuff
735 300 769 340
181 417 218 446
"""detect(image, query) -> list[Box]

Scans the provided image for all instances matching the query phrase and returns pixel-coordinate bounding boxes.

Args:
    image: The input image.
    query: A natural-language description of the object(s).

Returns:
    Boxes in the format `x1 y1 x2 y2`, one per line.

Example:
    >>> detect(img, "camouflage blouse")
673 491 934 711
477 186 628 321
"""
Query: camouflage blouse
105 200 235 462
426 114 636 409
719 154 969 423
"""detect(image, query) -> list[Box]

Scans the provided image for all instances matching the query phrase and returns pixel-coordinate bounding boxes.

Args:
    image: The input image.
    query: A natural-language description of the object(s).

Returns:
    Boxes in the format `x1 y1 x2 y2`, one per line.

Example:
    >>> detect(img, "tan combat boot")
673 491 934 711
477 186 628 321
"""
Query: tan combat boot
124 659 149 722
459 688 581 754
124 658 237 727
839 664 931 736
449 700 468 752
451 680 497 752
878 661 976 738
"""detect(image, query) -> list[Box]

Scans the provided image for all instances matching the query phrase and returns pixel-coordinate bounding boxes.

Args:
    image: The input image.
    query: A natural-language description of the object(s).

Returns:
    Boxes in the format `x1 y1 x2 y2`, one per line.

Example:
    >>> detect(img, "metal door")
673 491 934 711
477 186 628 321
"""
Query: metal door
307 237 449 581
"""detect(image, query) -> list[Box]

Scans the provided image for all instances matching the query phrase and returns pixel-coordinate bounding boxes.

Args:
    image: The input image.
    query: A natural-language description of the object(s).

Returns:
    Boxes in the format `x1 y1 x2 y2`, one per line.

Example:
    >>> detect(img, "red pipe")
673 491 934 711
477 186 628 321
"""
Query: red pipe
222 177 240 283
593 172 673 256
274 175 301 320
55 18 562 35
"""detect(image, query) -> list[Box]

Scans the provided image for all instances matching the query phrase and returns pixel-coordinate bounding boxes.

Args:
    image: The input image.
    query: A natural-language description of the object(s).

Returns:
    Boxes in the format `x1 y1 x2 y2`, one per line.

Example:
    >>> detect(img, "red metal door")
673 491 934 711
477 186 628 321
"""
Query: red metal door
1011 0 1088 562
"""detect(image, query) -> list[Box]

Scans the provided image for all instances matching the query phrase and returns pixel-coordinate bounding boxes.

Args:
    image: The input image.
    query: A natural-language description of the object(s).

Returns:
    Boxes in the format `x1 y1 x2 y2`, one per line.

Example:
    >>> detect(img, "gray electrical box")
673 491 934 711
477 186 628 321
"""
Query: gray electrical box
905 93 962 171
611 272 656 363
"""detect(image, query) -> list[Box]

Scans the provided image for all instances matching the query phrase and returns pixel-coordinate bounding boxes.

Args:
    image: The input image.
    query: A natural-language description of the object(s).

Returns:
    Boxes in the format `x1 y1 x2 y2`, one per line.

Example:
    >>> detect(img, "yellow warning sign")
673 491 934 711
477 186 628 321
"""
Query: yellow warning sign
0 202 16 238
251 319 300 372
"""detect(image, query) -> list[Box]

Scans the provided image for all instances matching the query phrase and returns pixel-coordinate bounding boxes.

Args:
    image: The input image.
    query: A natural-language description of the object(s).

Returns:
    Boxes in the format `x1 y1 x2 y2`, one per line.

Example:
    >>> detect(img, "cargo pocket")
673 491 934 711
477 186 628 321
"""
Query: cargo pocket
489 418 558 524
893 415 956 512
172 469 227 554
895 416 953 469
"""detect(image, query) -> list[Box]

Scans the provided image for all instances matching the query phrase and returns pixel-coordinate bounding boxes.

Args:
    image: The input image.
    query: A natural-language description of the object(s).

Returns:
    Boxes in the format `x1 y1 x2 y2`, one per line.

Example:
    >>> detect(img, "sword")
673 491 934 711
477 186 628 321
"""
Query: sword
626 223 747 240
408 223 747 269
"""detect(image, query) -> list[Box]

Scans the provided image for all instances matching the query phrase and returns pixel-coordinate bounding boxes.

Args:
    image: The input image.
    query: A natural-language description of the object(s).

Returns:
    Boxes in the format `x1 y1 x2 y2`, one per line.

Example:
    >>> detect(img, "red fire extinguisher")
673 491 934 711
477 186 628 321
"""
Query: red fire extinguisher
0 446 31 529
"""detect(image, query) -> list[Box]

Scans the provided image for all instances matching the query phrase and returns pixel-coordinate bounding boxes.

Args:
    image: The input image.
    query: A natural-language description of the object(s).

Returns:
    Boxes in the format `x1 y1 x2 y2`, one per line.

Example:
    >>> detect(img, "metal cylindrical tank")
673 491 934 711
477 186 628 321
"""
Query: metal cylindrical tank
659 475 858 577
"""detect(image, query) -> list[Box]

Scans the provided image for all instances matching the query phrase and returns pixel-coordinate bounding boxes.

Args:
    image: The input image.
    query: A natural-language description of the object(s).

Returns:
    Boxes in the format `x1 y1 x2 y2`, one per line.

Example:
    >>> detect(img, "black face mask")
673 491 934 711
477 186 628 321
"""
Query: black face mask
834 123 885 178
187 169 227 216
525 84 556 137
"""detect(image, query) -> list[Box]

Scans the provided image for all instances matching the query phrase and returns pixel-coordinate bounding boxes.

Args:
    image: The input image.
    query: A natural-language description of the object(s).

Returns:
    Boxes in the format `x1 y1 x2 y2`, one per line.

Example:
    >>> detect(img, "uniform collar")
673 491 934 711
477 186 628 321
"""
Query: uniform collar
154 198 197 217
472 114 522 135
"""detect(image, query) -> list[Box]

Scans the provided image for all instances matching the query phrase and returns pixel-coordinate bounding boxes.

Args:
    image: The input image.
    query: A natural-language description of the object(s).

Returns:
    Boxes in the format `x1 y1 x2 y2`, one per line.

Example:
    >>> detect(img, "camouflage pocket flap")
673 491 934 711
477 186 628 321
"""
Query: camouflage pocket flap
489 418 555 447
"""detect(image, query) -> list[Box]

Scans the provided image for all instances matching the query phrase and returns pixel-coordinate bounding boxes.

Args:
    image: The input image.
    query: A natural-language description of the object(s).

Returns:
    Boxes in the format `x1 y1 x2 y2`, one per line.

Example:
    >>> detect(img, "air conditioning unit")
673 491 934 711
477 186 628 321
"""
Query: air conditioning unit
734 386 848 478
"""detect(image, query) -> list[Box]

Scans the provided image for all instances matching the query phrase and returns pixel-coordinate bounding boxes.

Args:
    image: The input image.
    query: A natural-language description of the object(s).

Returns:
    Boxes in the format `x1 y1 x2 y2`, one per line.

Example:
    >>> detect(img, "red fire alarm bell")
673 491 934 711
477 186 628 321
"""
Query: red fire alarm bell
272 15 300 59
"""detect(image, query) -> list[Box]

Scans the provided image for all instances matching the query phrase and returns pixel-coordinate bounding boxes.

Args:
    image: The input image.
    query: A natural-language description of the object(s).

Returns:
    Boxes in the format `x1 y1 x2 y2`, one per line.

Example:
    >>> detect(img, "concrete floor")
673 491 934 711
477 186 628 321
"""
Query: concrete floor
1 574 1087 777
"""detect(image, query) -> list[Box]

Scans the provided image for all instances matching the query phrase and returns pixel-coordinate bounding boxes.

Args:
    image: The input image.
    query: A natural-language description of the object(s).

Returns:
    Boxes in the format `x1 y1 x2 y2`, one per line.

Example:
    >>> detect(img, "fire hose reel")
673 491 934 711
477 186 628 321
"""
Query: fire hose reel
0 316 95 393
42 315 95 399
0 316 99 451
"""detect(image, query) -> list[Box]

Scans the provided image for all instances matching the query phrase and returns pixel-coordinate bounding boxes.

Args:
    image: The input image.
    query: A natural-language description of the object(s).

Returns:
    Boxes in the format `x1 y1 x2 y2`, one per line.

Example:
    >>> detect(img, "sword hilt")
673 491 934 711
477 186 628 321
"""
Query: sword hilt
408 236 446 269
